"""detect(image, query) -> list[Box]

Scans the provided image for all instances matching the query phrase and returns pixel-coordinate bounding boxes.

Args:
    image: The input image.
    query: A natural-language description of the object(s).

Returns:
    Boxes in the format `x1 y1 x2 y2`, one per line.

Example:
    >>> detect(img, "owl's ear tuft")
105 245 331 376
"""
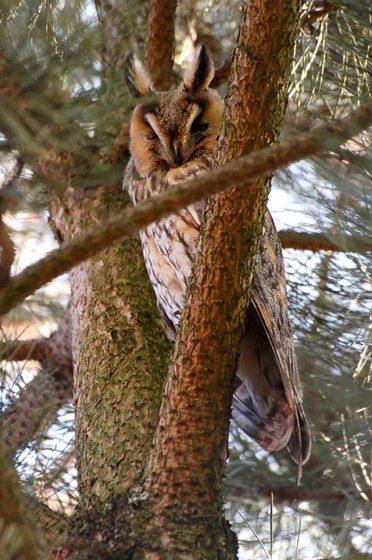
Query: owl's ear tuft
125 55 154 97
182 45 215 93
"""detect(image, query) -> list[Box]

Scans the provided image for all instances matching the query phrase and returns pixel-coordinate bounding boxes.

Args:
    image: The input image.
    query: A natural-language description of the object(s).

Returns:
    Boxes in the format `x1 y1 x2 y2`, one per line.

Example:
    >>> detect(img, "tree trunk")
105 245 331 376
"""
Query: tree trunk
46 1 171 552
140 0 300 558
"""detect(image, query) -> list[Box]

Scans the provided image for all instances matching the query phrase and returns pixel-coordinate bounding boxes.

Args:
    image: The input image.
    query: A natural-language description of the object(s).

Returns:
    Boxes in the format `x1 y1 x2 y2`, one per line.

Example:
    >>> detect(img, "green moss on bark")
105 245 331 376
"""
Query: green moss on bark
49 187 171 510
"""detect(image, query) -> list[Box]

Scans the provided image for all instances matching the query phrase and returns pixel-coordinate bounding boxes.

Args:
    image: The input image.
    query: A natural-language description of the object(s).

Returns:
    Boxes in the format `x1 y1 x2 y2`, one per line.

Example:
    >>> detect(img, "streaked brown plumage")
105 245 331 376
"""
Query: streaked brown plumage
124 45 311 468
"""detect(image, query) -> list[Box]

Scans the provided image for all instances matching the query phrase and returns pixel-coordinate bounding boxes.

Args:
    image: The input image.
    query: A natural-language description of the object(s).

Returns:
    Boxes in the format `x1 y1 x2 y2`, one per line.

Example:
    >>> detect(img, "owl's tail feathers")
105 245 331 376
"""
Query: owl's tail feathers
232 389 294 453
287 405 312 467
232 389 311 469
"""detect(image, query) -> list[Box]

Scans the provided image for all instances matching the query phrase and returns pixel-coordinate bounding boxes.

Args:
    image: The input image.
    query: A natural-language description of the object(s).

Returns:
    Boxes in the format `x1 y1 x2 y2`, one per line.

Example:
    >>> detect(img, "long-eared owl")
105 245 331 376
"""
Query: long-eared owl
123 45 311 467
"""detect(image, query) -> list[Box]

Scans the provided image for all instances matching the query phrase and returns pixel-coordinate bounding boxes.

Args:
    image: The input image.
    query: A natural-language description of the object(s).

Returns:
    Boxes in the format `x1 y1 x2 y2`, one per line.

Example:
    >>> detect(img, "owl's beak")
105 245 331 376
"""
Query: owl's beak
172 139 183 166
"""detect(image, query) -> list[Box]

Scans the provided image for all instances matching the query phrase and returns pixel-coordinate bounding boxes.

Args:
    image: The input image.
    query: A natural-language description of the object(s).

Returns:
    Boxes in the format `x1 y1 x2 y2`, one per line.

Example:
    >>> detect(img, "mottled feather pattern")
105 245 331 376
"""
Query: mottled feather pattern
124 45 311 467
125 159 209 338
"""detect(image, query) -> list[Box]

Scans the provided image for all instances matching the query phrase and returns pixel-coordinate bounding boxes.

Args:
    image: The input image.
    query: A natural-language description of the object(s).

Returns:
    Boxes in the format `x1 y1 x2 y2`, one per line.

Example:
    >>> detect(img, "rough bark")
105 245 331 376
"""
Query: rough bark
0 100 370 319
1 0 370 556
2 1 170 555
30 499 70 554
142 0 300 558
2 370 72 457
48 185 171 511
26 0 173 526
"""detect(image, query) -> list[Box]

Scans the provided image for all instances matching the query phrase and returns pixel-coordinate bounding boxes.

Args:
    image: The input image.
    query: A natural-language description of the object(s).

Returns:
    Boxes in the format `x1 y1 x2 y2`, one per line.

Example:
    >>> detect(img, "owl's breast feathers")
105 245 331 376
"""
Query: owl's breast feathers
125 158 209 337
124 158 311 467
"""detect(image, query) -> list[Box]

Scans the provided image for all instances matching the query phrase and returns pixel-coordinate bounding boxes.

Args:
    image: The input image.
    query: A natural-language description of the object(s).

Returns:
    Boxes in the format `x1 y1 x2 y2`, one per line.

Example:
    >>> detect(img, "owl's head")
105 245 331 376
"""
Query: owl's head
127 45 223 177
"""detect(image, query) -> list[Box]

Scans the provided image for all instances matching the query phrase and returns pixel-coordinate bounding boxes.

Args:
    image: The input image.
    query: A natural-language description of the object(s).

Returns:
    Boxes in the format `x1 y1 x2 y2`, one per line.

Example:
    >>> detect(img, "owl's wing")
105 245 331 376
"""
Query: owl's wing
233 212 311 466
125 158 310 465
190 200 310 464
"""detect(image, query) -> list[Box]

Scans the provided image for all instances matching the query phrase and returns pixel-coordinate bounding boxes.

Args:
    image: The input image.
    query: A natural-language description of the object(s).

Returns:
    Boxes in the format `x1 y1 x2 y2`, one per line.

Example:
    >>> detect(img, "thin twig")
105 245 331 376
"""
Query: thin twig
234 508 271 560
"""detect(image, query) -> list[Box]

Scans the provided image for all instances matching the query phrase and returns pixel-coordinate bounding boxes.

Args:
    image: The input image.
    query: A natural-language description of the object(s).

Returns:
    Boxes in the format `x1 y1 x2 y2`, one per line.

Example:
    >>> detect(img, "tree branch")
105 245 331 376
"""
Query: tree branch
0 101 371 318
259 486 371 503
3 371 72 456
144 0 301 554
146 0 177 90
2 308 73 455
29 498 70 553
29 497 111 559
0 338 50 361
279 230 372 253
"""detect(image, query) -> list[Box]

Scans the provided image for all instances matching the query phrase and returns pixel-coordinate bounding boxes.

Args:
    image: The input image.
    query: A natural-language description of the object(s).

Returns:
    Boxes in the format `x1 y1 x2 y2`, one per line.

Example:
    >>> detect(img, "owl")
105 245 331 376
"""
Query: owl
123 45 311 468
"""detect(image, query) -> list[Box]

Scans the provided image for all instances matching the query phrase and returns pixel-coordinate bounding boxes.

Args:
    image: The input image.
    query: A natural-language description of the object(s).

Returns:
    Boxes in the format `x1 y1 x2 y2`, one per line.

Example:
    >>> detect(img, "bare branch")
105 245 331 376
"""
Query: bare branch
29 498 70 553
0 101 371 318
0 338 50 361
29 497 110 558
279 230 372 253
146 0 177 90
259 486 371 503
3 372 72 456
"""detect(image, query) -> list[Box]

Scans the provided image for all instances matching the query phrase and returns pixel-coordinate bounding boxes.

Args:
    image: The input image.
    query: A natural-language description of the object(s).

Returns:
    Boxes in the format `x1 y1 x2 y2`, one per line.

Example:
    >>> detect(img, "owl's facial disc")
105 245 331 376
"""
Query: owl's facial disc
143 102 213 168
129 89 223 176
